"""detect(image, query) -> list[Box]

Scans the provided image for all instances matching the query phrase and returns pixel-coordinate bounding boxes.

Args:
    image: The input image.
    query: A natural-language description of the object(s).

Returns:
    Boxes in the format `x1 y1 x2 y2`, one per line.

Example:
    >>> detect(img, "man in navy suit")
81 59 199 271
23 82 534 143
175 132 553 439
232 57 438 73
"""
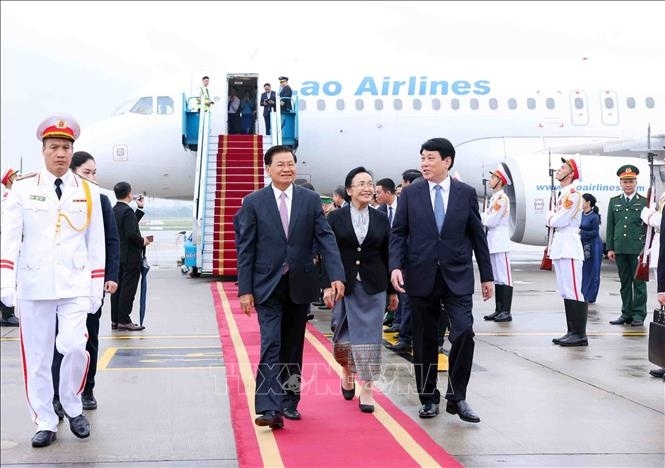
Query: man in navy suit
390 137 493 423
236 145 345 429
259 83 276 135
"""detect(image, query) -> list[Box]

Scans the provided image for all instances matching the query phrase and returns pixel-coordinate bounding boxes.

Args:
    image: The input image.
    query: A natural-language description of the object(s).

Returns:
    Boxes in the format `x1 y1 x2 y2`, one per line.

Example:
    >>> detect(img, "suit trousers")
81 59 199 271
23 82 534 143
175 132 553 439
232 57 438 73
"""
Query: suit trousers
19 297 89 431
264 112 271 135
616 253 647 320
111 261 142 324
254 273 309 414
409 270 474 404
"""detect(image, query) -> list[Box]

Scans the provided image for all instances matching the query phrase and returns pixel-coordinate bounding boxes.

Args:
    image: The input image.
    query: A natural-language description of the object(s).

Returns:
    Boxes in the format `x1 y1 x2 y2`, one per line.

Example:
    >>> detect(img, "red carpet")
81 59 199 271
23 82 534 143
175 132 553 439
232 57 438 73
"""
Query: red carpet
212 282 462 468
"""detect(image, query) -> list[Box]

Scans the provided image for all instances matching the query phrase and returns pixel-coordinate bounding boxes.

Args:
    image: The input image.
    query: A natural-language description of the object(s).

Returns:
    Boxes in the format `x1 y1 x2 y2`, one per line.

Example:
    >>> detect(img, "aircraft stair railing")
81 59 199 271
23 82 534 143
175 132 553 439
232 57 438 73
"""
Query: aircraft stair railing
188 103 212 276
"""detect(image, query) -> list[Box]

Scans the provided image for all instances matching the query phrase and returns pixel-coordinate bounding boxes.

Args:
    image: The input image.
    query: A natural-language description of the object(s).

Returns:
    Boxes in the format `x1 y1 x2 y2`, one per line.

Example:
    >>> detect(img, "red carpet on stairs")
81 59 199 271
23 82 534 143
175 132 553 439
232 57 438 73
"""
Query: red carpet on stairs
212 281 462 468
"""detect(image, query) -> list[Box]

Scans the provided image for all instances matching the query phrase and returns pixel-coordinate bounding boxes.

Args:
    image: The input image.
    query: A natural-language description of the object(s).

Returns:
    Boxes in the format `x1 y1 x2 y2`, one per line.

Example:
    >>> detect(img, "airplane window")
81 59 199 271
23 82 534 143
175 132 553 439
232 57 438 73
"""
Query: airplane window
157 96 174 115
374 99 384 111
299 99 307 111
470 98 479 110
130 97 153 115
394 99 403 110
413 99 421 110
489 98 498 110
574 97 585 110
526 98 536 110
645 97 655 108
604 97 615 109
626 97 636 109
451 98 460 110
546 98 555 110
507 98 517 110
336 99 345 110
317 99 326 111
113 98 138 116
431 98 440 110
355 99 364 111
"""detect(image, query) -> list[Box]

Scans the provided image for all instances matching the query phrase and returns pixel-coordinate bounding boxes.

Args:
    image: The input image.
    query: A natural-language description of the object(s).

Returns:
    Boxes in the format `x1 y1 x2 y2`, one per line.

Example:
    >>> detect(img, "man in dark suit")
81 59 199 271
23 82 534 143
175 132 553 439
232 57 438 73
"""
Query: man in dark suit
259 82 276 135
278 76 293 113
236 145 345 429
651 206 665 379
111 181 151 331
390 137 493 423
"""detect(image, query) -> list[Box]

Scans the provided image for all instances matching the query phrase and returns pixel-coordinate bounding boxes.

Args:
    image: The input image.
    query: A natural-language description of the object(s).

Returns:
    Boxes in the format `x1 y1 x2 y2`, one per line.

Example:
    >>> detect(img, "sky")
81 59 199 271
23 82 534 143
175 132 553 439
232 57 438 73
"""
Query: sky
1 0 664 176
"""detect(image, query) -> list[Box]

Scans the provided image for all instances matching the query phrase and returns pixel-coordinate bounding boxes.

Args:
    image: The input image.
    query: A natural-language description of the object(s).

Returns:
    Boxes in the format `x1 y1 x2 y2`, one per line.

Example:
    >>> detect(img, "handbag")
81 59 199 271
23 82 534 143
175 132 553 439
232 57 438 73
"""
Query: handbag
634 252 650 282
648 306 665 368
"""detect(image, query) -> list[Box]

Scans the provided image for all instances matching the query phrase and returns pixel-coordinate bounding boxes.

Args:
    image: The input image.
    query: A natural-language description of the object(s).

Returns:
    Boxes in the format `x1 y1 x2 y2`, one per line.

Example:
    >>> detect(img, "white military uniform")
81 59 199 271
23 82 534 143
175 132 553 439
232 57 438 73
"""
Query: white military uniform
0 169 105 432
481 188 512 286
546 184 583 300
640 190 665 273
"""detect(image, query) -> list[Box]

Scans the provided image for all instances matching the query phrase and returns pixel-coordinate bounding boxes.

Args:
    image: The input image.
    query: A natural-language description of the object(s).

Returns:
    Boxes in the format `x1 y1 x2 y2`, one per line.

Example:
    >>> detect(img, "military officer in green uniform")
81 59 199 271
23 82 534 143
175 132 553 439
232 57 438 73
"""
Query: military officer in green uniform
606 164 647 326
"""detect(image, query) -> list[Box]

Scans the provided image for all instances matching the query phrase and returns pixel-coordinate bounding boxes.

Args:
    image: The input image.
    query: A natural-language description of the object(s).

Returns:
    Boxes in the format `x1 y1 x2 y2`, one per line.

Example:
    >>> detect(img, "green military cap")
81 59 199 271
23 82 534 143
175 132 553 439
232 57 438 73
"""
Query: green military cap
616 164 639 179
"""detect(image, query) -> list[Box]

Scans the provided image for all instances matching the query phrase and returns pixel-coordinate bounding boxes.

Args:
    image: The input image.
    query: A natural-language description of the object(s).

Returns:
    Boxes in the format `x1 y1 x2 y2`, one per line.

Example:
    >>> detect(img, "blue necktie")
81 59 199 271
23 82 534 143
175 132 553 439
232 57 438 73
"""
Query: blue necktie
388 206 394 227
434 184 445 231
55 178 63 200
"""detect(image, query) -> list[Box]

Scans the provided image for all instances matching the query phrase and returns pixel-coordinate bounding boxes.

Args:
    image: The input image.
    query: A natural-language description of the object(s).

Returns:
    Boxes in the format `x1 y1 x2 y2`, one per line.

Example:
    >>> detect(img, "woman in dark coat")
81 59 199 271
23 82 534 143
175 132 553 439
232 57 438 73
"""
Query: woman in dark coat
324 166 398 413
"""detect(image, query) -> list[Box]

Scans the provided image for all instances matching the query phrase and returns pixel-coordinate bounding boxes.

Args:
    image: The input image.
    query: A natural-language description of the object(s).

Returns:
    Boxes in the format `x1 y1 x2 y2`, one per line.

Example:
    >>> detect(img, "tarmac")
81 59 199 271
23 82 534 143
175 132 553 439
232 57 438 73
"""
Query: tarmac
1 233 663 467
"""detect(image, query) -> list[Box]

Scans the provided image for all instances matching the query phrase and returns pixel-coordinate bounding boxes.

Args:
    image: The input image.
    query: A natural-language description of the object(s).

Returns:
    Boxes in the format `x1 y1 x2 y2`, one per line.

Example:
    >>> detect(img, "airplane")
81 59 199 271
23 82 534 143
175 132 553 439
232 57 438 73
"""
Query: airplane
75 57 664 249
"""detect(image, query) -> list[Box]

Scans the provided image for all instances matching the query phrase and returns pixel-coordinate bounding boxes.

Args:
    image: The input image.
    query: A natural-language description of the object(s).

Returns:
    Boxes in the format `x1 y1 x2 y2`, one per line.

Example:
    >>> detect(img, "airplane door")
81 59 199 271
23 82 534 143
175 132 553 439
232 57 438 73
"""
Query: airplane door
569 90 589 126
600 89 619 126
536 90 564 128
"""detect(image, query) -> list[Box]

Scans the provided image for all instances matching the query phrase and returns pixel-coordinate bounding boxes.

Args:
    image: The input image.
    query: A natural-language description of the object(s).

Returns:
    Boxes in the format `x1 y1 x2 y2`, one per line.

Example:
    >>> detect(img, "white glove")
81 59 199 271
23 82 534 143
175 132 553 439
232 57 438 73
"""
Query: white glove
1 288 16 308
89 297 102 314
640 206 655 223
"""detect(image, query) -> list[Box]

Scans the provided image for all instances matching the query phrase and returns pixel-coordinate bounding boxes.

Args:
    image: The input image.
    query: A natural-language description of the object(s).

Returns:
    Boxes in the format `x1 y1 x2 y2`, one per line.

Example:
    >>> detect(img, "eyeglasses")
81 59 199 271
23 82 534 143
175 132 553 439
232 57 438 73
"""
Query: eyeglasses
351 181 374 189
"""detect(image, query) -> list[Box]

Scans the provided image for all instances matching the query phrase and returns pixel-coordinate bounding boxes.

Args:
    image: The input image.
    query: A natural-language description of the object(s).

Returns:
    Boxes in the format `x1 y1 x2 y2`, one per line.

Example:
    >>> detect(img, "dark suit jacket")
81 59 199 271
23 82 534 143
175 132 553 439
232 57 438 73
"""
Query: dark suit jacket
260 91 276 116
236 184 345 304
113 202 145 264
326 205 394 295
279 85 293 112
101 193 120 283
389 178 493 297
658 213 665 292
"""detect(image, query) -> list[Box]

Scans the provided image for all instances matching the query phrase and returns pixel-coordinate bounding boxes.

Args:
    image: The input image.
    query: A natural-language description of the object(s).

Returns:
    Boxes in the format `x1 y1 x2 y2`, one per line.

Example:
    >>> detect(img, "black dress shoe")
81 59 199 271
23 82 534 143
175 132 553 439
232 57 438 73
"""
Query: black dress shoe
111 321 118 330
341 383 355 401
386 341 412 353
359 401 375 413
282 408 301 420
255 411 284 429
82 390 97 410
384 323 400 333
609 316 631 325
418 402 439 418
630 319 644 327
117 322 145 331
493 311 512 322
0 315 20 326
53 398 65 420
649 368 665 379
68 414 90 439
446 400 480 423
306 312 315 320
483 311 500 321
31 430 56 447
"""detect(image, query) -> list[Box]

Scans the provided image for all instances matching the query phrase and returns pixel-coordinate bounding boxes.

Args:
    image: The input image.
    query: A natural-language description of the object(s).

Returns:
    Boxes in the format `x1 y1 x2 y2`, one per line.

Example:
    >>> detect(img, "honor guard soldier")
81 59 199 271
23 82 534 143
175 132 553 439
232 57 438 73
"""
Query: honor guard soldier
0 114 106 447
547 157 588 347
482 166 514 322
1 168 21 326
607 164 648 326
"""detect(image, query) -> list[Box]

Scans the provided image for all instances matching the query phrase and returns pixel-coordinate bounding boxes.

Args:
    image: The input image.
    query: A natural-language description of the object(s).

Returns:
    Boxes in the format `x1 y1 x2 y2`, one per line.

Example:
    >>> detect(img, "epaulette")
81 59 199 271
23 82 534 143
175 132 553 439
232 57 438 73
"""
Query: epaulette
78 175 99 186
15 172 37 181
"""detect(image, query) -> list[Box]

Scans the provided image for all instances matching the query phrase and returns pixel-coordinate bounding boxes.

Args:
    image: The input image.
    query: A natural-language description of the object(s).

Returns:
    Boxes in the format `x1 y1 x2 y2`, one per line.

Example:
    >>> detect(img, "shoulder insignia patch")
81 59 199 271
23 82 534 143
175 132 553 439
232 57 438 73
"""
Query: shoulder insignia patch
564 198 573 209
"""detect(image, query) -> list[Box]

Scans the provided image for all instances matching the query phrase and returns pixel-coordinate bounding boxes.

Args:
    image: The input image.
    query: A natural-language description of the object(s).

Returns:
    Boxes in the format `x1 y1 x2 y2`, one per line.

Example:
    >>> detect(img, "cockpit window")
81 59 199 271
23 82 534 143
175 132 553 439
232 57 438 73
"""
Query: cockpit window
157 96 174 114
130 97 153 115
112 99 137 116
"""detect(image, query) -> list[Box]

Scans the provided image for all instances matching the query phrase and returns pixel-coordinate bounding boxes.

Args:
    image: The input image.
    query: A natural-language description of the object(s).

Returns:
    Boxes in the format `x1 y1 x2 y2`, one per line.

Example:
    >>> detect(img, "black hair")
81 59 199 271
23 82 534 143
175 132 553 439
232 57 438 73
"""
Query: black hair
375 177 396 194
202 76 209 80
70 151 95 170
343 166 372 202
299 182 315 191
114 181 132 199
264 145 297 165
582 193 601 223
333 185 346 199
401 169 422 183
420 137 456 169
263 83 271 87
